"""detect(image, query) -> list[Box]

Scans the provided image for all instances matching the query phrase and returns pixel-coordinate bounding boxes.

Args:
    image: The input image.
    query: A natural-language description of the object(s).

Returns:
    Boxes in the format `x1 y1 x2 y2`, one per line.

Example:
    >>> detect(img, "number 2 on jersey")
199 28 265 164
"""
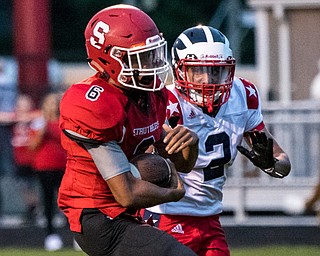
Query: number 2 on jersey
203 132 231 181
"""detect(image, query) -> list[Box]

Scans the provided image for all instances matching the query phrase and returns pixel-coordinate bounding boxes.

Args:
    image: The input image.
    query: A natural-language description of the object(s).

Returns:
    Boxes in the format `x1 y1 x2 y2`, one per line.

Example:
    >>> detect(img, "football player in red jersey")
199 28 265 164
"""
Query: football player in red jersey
143 25 291 256
58 4 198 256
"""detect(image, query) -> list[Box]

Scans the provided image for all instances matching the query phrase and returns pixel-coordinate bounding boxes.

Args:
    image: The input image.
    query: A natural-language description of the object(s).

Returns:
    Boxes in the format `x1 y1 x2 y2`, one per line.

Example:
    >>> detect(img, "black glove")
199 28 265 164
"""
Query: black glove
237 131 282 178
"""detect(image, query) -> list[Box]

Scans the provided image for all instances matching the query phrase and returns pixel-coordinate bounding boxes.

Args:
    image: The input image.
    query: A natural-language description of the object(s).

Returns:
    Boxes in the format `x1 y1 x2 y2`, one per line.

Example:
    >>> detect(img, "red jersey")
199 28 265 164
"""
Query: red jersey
32 119 67 171
58 73 168 232
12 120 36 166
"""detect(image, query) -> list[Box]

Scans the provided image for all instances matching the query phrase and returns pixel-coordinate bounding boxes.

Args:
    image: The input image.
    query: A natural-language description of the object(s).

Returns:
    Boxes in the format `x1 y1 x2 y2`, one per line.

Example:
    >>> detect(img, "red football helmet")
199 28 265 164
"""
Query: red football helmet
84 4 169 91
171 25 235 113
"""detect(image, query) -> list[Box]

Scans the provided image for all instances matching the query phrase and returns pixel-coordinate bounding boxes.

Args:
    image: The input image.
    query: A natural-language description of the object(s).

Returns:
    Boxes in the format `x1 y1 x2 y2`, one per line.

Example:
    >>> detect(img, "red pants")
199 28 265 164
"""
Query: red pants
142 210 230 256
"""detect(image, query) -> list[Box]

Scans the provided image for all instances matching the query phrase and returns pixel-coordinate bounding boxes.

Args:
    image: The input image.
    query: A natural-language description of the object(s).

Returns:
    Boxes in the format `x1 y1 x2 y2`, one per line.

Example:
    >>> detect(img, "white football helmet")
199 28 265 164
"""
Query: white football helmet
171 25 235 113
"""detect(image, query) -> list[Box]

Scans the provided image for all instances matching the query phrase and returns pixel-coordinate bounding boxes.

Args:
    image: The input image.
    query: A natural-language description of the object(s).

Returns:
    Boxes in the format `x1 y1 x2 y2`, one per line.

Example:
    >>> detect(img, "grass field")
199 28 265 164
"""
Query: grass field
231 246 320 256
0 246 319 256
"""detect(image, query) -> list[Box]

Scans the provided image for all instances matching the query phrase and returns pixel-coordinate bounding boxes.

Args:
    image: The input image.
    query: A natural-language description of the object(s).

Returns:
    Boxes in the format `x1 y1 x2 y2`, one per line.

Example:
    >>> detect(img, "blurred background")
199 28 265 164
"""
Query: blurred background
0 0 320 250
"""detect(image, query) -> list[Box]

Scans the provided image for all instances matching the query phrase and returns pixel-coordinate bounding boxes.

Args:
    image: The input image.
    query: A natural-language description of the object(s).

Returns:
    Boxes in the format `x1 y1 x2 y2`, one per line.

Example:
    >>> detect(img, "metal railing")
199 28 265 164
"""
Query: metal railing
223 100 320 222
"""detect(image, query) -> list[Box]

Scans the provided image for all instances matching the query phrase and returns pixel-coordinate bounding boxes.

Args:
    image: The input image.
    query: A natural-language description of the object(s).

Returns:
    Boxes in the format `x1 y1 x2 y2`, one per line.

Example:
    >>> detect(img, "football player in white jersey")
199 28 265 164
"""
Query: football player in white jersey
143 25 291 256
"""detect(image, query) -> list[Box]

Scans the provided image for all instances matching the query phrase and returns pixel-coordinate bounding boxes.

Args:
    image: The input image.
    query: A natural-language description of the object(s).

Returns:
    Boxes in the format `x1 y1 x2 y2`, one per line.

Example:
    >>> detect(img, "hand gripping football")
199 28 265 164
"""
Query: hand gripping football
130 153 172 188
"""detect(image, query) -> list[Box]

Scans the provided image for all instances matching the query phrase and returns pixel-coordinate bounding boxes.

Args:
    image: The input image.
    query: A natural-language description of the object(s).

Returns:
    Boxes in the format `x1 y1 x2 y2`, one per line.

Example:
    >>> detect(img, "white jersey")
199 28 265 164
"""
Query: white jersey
148 77 264 216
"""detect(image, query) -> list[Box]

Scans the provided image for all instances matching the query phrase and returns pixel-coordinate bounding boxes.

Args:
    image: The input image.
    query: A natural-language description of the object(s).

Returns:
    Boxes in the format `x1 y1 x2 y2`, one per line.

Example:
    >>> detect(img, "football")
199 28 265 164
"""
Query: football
130 153 172 188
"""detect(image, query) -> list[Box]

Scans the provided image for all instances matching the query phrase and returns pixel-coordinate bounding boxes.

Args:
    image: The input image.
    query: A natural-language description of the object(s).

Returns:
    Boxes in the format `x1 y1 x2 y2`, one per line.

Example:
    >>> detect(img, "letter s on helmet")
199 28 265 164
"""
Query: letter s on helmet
84 4 169 91
171 25 236 113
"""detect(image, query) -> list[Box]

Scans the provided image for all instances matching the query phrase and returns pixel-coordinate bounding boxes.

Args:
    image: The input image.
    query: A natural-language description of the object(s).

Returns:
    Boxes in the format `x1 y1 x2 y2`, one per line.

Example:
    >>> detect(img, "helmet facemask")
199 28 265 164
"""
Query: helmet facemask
175 58 235 113
110 36 170 91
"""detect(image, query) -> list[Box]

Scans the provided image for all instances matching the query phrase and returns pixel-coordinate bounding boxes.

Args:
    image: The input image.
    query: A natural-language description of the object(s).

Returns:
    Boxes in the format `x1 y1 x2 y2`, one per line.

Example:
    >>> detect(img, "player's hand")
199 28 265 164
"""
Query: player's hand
162 124 198 154
237 131 280 178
